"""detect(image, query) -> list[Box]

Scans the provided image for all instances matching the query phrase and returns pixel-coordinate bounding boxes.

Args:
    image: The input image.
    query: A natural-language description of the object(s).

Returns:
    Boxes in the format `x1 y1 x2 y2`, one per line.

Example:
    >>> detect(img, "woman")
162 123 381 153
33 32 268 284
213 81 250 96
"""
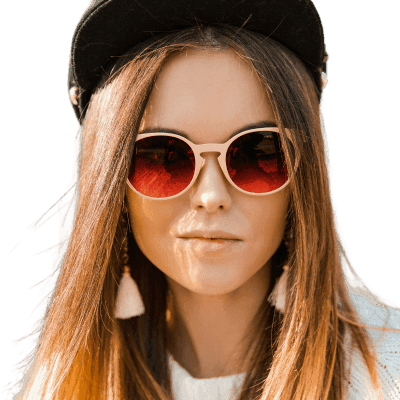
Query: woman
13 0 400 399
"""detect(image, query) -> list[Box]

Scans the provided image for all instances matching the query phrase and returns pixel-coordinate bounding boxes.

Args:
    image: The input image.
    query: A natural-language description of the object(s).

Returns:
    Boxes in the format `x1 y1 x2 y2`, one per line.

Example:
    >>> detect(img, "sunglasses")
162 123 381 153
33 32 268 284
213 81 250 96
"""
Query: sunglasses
126 127 291 199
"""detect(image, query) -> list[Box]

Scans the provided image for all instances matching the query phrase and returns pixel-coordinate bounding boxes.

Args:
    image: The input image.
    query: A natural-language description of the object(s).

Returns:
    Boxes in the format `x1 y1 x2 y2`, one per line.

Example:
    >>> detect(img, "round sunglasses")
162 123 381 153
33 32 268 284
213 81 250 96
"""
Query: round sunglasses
126 127 291 199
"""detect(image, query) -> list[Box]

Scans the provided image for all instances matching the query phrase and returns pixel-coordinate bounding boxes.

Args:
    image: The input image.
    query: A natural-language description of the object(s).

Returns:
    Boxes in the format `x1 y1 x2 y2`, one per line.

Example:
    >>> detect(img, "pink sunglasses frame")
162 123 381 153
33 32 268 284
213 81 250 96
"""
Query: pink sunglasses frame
126 127 292 200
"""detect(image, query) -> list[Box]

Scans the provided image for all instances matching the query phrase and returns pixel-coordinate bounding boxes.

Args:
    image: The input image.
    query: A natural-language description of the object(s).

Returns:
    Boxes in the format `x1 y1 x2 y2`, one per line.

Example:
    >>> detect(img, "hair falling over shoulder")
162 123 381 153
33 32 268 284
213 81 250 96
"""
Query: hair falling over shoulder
13 25 397 400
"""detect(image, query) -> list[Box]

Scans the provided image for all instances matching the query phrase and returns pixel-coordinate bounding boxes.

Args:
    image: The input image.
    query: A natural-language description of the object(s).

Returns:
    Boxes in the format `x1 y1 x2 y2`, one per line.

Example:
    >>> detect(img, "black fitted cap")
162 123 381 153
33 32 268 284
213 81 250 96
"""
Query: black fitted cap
68 0 328 124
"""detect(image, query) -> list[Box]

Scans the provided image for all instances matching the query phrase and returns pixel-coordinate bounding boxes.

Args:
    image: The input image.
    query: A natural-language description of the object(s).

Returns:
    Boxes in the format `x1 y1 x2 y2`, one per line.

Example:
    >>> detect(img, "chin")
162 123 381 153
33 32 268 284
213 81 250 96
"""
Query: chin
184 271 252 296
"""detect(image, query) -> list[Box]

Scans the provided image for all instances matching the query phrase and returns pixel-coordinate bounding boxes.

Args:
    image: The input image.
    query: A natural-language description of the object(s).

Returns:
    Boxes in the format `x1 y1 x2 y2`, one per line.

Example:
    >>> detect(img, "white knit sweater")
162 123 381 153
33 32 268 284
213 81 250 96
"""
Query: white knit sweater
168 293 400 399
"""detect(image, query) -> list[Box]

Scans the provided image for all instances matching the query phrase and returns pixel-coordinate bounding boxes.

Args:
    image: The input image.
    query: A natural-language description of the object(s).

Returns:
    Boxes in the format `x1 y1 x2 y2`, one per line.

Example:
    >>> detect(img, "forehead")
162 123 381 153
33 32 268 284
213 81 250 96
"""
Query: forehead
139 49 276 144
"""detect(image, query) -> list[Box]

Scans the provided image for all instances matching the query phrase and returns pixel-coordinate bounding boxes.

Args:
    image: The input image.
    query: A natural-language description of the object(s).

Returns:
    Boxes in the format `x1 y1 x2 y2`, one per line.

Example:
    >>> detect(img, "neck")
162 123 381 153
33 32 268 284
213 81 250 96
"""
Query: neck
166 262 272 379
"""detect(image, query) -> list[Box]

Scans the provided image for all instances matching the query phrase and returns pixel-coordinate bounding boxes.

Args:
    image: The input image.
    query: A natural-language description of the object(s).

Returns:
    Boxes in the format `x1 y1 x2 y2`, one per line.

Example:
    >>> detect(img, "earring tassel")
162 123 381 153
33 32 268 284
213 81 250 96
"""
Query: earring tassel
115 266 145 319
268 265 289 313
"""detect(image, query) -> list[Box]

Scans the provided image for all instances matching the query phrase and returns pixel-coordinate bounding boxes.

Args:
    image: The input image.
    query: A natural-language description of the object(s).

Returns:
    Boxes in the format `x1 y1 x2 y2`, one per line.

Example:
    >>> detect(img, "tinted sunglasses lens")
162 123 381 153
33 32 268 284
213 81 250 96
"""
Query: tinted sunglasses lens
226 131 288 193
129 136 195 198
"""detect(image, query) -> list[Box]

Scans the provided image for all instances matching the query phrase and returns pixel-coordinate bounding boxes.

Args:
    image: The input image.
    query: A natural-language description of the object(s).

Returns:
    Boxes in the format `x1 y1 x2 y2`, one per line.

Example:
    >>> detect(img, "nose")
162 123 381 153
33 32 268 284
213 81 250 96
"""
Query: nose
190 153 232 212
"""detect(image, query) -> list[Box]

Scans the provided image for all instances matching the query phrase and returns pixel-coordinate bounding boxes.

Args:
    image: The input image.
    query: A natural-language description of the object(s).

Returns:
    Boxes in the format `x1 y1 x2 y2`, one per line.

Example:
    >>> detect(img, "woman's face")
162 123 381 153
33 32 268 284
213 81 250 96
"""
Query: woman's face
127 49 290 296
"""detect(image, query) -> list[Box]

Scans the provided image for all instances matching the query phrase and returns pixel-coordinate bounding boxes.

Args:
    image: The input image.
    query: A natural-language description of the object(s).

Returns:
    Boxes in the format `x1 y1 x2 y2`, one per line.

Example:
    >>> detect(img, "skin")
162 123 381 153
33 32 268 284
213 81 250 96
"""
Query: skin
126 49 290 379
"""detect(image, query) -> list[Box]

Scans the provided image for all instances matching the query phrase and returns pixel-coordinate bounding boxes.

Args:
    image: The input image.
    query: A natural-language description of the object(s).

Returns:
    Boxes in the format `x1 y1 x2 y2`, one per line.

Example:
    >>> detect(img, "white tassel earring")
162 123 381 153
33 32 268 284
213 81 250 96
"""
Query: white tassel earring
267 228 292 314
267 265 289 313
115 235 145 319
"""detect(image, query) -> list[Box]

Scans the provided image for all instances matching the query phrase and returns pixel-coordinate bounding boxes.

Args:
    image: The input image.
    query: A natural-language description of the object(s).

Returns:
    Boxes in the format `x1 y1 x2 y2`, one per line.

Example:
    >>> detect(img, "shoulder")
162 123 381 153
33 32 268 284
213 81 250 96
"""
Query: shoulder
346 292 400 399
350 292 400 329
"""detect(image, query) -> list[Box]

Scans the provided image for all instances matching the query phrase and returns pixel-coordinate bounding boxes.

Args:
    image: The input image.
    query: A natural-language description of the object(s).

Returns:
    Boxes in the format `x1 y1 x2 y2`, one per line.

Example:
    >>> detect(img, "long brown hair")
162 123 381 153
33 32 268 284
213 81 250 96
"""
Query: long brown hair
13 24 397 400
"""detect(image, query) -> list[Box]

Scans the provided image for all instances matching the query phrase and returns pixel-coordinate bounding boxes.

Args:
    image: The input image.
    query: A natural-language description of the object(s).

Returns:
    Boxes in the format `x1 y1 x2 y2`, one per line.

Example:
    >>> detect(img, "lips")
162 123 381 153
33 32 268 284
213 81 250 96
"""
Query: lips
185 237 239 241
185 237 234 243
177 237 243 254
177 230 241 241
200 238 227 241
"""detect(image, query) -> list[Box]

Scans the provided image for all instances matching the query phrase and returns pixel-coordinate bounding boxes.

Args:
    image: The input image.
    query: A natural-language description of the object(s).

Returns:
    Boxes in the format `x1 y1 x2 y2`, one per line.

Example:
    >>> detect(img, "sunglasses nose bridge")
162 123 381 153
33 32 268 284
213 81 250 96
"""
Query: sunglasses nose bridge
196 143 225 152
196 143 226 169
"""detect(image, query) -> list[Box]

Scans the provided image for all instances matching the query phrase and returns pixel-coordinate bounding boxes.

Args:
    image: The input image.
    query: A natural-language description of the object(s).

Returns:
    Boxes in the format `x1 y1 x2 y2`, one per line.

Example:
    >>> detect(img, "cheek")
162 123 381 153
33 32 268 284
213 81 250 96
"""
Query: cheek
246 189 290 251
126 187 181 264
